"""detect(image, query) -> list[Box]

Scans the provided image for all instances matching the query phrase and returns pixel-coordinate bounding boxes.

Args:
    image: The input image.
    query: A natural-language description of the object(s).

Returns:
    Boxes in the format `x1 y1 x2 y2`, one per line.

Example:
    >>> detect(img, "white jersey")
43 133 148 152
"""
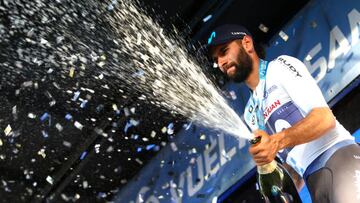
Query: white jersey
244 55 354 176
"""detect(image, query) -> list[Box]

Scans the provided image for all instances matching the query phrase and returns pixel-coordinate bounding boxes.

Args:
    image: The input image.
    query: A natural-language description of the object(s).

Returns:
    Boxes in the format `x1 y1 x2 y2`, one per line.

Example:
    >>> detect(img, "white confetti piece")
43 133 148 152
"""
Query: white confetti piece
98 73 104 80
28 113 36 119
130 107 136 114
124 107 130 117
258 23 269 33
55 123 63 132
135 158 143 165
4 125 12 136
46 176 54 185
63 141 72 148
0 139 3 146
161 127 167 133
170 142 178 152
200 134 206 140
69 67 75 78
229 91 237 100
112 104 118 111
37 149 46 158
136 33 142 45
100 55 106 60
150 131 156 138
305 54 312 61
83 181 88 189
95 144 100 153
97 61 105 67
279 30 289 41
74 121 83 130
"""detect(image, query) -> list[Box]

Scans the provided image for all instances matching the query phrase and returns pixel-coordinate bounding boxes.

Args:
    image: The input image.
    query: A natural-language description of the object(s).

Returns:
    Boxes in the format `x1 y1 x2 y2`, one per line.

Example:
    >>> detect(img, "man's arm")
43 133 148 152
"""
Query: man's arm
274 107 336 150
249 107 335 166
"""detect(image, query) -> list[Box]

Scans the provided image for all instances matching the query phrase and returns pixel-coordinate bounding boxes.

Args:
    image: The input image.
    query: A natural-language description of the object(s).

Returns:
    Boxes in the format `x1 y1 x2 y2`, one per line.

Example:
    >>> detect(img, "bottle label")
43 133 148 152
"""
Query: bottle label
257 160 277 174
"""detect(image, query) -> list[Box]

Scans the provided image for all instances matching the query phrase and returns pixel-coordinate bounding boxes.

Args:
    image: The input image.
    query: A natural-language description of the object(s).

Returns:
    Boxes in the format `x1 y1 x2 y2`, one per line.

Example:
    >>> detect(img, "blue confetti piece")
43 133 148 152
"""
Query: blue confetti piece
80 151 87 160
167 122 174 129
124 121 133 133
146 144 155 150
137 147 142 152
133 134 139 140
96 104 104 113
65 113 72 120
41 130 48 138
80 100 88 108
40 112 49 121
206 187 214 194
154 145 160 151
184 122 192 130
72 91 80 101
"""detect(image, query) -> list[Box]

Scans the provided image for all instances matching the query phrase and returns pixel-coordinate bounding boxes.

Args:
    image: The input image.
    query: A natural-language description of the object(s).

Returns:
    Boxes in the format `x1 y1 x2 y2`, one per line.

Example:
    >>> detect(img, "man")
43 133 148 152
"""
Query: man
207 24 360 202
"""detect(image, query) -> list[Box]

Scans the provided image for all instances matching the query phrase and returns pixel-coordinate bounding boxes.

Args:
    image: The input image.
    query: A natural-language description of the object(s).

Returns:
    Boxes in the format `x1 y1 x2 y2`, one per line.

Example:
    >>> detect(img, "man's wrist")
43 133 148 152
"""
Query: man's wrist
274 131 286 151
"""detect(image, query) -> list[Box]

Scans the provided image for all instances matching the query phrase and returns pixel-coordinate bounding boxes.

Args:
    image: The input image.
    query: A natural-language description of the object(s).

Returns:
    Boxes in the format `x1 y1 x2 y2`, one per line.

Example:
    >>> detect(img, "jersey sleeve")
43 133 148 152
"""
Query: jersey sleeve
269 55 328 114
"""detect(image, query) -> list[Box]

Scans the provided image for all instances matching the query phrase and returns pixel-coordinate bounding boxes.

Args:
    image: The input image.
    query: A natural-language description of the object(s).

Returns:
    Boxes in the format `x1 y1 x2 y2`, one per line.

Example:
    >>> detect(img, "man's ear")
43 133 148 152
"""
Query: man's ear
242 35 255 53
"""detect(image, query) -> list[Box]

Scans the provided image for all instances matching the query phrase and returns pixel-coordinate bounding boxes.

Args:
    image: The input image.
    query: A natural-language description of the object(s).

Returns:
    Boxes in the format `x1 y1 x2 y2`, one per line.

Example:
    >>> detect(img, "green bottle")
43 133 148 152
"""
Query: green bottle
250 137 302 203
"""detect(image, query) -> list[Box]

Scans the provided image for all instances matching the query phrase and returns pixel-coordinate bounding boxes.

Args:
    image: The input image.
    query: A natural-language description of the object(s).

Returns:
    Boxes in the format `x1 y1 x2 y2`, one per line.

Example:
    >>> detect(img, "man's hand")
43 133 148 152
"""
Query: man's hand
249 130 280 166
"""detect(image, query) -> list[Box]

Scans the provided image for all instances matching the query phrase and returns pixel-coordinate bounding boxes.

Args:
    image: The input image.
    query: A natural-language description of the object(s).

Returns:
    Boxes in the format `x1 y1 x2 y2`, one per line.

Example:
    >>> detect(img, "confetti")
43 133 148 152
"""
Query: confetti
112 104 118 111
55 123 63 132
279 30 289 41
98 73 104 80
123 107 130 117
28 113 36 119
146 144 155 150
40 112 49 121
80 100 88 108
80 151 87 160
41 130 48 138
94 144 100 153
258 23 269 33
74 121 83 130
229 91 237 100
135 158 143 165
83 181 88 189
63 141 72 148
170 142 178 152
69 67 75 77
65 113 73 120
0 139 3 146
200 134 206 140
72 91 80 101
161 126 167 133
150 131 156 138
4 125 12 136
37 149 46 158
167 123 174 135
184 122 192 130
46 176 54 185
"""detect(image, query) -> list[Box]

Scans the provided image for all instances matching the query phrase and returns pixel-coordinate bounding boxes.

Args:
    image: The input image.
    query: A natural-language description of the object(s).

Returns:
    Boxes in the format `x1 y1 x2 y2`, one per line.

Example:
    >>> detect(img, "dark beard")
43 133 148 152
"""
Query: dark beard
230 47 253 83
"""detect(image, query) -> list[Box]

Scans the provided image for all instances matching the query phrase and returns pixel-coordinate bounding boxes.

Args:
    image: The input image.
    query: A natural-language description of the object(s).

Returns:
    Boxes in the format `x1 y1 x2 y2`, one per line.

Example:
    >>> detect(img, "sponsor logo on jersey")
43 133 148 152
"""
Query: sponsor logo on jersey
264 85 278 99
277 57 302 77
264 99 281 119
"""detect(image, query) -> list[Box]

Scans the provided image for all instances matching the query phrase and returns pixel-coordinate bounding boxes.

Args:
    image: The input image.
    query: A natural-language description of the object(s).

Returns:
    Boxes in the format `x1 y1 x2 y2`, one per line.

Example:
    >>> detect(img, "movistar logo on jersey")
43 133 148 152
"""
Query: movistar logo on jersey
207 31 216 45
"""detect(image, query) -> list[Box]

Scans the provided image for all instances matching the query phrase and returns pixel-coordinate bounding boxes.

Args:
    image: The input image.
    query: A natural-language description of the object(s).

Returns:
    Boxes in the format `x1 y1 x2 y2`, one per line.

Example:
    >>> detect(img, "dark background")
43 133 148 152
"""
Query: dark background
1 0 359 202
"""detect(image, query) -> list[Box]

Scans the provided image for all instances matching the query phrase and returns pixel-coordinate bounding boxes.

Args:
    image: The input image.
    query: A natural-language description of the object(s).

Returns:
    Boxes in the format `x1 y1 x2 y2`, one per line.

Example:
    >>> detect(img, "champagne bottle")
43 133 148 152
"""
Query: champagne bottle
250 137 302 203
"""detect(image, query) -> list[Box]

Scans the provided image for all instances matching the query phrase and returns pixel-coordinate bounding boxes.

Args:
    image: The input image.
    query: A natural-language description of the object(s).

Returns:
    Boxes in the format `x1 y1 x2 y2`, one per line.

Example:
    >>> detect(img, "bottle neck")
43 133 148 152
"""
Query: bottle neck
257 160 277 174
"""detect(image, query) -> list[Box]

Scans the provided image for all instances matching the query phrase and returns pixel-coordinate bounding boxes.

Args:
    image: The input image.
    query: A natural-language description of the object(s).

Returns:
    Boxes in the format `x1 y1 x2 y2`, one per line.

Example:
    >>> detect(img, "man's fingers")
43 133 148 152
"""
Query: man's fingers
249 146 261 155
